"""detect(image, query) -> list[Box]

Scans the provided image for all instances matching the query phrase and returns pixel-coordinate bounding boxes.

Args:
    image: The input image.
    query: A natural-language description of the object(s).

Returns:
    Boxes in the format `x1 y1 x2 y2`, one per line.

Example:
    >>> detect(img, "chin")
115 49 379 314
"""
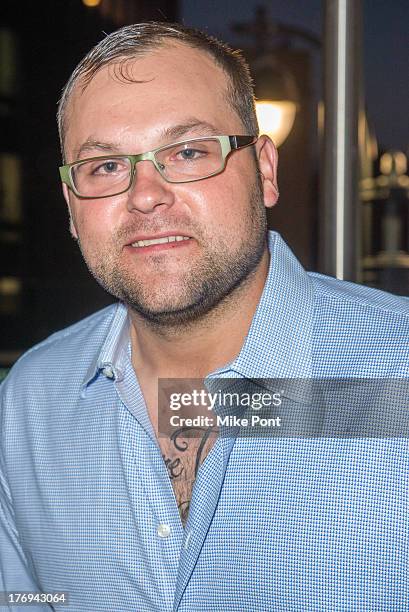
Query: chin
125 292 216 328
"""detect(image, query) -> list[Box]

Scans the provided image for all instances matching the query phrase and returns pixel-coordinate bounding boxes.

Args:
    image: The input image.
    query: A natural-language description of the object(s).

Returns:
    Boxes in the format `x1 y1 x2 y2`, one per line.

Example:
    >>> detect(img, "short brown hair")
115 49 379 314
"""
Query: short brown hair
57 22 258 159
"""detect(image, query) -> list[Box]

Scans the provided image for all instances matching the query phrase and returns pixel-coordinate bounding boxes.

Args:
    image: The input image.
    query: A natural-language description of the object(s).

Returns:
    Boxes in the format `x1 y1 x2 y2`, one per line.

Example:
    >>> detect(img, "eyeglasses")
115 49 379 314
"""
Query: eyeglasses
59 134 257 199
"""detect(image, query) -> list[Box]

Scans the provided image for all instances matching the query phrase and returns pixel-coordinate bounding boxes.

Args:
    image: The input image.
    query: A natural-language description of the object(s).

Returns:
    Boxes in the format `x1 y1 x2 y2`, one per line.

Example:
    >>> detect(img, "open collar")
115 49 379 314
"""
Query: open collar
210 231 314 381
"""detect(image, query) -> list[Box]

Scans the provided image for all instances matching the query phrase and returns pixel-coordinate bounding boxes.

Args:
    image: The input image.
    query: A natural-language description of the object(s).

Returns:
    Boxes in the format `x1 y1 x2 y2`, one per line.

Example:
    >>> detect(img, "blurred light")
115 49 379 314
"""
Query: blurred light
0 28 18 99
0 277 21 317
252 54 299 147
317 100 325 136
380 151 407 177
0 154 22 223
0 277 21 296
256 100 297 147
82 0 101 7
358 111 378 181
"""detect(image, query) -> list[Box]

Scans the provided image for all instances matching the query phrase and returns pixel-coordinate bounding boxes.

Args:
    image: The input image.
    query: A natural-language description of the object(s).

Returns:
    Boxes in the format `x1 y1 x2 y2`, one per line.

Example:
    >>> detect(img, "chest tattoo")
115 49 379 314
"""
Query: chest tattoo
161 425 217 526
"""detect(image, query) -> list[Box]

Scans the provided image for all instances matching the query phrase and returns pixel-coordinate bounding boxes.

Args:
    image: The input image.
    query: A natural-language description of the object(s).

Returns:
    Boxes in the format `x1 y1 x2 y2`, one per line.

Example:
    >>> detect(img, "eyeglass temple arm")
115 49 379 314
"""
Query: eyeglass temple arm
229 135 257 150
59 165 70 185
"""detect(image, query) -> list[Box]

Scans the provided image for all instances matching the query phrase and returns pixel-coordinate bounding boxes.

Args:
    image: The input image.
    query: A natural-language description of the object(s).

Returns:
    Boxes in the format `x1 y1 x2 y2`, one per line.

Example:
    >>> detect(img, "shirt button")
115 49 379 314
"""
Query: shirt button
102 366 115 379
157 523 171 538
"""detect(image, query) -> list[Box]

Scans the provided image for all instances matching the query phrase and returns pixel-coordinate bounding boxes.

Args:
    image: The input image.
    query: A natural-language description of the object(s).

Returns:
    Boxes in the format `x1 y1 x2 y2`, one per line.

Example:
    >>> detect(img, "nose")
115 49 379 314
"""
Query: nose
126 160 175 214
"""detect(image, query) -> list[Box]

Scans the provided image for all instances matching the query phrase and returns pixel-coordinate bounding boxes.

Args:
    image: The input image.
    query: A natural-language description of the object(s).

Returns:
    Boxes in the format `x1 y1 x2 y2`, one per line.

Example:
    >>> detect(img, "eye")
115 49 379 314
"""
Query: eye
81 158 130 178
94 160 121 174
175 147 207 162
179 148 200 160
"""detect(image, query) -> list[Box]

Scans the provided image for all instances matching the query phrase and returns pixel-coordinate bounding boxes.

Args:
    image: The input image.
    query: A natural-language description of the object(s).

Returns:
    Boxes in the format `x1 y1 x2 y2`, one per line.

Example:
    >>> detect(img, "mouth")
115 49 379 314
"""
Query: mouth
126 233 193 253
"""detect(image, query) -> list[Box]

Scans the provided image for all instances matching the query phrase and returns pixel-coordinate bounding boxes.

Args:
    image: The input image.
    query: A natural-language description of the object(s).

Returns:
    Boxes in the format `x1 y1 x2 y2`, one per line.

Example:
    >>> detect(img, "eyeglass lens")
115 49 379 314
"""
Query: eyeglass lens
70 138 224 197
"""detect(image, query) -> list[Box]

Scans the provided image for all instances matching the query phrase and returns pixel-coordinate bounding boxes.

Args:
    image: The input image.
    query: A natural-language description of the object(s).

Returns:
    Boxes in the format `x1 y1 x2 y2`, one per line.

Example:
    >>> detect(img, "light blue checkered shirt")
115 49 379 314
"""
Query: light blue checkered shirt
1 232 409 611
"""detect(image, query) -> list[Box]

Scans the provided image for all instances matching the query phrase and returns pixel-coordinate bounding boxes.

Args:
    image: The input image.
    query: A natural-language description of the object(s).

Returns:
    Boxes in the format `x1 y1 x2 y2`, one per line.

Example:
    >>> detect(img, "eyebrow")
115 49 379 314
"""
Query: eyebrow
74 119 221 160
160 119 221 141
75 140 122 159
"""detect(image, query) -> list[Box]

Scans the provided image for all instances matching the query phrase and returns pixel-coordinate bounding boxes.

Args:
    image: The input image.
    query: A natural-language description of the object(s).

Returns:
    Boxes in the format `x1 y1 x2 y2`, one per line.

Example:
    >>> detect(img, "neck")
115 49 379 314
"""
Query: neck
129 249 270 379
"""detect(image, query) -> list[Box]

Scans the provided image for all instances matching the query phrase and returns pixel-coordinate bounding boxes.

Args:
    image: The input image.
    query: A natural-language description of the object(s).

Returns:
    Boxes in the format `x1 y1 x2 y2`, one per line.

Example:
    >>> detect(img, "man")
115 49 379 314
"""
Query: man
0 22 408 612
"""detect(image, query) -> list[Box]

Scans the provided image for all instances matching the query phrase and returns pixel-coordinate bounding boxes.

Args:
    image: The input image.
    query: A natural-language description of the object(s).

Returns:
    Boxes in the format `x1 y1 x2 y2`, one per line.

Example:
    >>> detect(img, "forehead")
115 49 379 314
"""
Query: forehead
65 43 241 157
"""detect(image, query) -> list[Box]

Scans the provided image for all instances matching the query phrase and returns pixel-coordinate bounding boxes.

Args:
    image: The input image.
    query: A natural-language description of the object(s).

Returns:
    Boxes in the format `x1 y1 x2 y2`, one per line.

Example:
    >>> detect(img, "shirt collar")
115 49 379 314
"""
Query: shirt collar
209 231 314 382
82 302 130 391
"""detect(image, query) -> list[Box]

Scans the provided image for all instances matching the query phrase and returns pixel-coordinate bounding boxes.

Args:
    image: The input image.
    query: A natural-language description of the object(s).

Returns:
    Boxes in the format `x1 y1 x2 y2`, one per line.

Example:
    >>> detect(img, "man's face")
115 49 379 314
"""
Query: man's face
63 43 278 327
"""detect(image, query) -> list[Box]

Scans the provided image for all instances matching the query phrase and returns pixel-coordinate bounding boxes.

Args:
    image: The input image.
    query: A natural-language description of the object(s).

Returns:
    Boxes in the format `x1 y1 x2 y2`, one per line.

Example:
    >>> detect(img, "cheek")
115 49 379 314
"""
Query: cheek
199 176 253 225
72 202 117 242
182 176 237 218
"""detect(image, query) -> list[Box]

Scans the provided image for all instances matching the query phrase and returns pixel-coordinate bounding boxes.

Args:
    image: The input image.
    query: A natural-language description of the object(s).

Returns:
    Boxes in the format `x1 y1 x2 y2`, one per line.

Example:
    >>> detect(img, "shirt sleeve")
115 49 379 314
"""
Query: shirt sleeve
0 386 51 611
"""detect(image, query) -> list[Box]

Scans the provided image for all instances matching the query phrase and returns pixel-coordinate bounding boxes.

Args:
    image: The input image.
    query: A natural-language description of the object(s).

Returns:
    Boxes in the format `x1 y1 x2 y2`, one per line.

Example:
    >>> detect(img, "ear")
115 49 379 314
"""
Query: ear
62 183 79 240
255 135 279 209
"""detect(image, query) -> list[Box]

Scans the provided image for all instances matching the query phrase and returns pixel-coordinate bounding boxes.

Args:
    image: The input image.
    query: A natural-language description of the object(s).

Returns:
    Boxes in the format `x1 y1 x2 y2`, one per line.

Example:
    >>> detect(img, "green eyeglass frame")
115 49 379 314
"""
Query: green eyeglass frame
59 134 257 199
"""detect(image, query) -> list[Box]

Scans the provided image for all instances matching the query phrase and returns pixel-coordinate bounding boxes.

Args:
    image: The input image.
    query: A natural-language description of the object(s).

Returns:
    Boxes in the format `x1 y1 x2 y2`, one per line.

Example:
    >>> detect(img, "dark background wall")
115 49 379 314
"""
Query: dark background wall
1 1 179 361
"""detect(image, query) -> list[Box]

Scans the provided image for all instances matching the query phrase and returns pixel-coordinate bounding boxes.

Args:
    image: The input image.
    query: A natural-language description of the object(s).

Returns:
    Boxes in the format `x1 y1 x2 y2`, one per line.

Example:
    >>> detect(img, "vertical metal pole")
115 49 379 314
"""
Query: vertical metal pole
322 0 362 280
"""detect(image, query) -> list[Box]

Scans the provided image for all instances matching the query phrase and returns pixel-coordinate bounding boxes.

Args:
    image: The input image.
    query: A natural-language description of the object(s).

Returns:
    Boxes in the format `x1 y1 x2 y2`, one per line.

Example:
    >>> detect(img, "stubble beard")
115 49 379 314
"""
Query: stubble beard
78 175 268 330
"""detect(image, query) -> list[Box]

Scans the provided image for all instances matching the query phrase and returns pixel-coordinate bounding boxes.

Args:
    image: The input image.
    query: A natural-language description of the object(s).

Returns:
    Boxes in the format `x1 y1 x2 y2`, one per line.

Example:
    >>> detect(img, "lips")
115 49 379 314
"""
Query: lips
130 235 191 248
123 231 194 254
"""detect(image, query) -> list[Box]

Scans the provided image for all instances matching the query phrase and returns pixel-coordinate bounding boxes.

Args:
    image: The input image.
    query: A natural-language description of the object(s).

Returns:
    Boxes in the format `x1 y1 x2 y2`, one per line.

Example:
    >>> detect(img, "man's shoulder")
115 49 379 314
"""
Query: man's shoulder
2 304 119 391
308 271 409 320
306 273 409 375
